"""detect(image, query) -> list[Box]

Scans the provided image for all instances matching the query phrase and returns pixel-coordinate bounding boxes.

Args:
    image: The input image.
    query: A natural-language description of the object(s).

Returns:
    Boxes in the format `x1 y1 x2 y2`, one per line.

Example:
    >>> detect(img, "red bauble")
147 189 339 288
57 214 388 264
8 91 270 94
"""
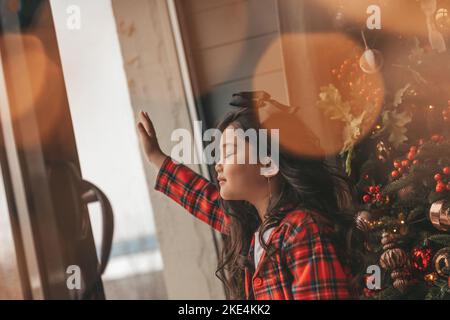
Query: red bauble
363 195 371 203
443 167 450 175
434 173 443 181
391 170 400 178
436 181 446 193
411 247 432 272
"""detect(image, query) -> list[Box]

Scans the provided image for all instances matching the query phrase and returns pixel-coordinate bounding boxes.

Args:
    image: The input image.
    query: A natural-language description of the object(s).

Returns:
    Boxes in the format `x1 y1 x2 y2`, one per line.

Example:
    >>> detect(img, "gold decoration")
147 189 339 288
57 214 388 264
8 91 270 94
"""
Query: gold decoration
391 268 412 293
432 247 450 277
435 8 450 34
393 278 411 293
380 248 408 270
424 272 439 285
429 200 450 231
376 141 391 163
381 232 402 250
355 210 374 232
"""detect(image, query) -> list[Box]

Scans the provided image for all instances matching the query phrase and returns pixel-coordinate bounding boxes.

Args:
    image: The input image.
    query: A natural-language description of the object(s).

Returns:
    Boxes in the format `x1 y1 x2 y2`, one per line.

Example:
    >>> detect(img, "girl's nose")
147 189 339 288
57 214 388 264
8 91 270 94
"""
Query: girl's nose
215 162 223 174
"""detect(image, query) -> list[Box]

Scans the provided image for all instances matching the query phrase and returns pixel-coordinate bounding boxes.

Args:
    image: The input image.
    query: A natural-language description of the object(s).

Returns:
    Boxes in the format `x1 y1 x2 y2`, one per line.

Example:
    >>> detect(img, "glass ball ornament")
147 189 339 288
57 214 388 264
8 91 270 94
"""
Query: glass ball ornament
360 49 384 74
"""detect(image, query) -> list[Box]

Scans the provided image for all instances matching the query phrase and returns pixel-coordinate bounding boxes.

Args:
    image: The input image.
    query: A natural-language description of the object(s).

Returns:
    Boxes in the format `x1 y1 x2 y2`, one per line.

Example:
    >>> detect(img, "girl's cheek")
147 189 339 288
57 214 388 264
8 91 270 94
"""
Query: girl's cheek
225 163 260 189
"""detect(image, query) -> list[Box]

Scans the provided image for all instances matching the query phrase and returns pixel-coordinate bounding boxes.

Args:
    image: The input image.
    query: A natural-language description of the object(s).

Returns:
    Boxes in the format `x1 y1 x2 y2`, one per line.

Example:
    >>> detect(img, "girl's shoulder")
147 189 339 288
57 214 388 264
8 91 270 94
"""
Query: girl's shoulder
280 208 318 231
274 206 330 243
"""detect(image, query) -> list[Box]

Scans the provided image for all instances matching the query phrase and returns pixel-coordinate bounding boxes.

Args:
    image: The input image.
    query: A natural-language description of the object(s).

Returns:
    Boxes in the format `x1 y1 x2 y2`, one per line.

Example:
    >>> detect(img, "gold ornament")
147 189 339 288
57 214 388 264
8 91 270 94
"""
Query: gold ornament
393 278 410 293
421 0 447 52
424 272 439 285
435 8 450 34
376 141 391 163
391 268 410 280
360 49 384 74
359 31 384 74
429 200 450 231
432 247 450 277
380 248 408 270
381 231 402 250
391 267 412 293
355 210 374 232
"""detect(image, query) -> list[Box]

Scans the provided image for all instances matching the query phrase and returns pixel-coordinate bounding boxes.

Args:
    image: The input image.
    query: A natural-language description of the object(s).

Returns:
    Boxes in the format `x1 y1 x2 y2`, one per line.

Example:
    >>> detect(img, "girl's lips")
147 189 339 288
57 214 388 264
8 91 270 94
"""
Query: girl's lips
219 180 226 185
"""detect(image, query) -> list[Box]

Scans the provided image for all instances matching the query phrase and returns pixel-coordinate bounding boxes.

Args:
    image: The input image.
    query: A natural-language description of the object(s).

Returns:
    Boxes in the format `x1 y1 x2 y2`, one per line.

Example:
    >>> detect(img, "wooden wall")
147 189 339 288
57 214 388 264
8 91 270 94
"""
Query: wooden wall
176 0 289 128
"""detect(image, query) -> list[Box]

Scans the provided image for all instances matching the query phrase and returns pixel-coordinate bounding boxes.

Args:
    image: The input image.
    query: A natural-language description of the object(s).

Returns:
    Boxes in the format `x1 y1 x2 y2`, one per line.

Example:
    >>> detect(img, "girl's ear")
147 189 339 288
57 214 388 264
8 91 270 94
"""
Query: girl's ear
260 156 279 178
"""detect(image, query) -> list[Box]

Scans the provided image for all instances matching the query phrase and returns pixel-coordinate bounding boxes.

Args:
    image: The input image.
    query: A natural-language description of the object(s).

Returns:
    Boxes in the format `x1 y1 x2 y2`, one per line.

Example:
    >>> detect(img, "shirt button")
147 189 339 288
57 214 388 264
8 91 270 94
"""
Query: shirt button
253 277 263 287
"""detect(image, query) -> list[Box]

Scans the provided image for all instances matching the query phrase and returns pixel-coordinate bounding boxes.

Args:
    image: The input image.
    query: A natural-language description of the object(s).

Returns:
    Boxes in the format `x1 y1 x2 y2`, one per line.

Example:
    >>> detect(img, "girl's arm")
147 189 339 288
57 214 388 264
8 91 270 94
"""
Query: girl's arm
154 156 231 235
282 219 350 300
136 110 231 235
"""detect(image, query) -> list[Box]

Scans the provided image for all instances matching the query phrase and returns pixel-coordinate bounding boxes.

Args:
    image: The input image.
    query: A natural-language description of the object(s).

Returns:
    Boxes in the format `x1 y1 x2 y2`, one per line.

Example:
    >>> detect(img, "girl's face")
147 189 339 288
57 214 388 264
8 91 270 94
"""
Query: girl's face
215 124 268 202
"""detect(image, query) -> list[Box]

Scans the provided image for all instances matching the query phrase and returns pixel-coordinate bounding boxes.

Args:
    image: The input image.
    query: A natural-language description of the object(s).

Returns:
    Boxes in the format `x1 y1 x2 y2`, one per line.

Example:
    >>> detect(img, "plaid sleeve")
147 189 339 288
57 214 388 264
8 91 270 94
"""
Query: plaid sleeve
282 221 350 300
154 156 230 235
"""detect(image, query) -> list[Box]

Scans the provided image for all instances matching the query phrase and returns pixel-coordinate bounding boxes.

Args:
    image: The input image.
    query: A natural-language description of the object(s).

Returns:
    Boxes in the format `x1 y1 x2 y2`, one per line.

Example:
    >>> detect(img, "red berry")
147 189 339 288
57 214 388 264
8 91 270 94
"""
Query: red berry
375 185 381 193
443 167 450 175
435 174 443 181
391 170 400 178
394 160 402 169
369 186 377 194
409 146 417 153
363 195 371 203
402 160 410 167
376 193 383 201
436 184 445 193
407 152 415 161
363 174 369 180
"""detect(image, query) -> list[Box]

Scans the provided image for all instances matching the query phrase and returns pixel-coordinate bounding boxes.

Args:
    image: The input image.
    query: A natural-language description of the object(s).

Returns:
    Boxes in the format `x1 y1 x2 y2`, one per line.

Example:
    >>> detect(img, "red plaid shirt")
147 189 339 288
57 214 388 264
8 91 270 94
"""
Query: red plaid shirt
155 156 351 300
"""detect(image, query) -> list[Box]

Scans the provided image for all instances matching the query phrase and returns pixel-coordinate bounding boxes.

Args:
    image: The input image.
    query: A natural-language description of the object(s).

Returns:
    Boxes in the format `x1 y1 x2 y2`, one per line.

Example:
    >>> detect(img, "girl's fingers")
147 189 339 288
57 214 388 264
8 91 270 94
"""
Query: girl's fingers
143 111 157 136
139 112 150 135
139 111 156 137
137 122 149 140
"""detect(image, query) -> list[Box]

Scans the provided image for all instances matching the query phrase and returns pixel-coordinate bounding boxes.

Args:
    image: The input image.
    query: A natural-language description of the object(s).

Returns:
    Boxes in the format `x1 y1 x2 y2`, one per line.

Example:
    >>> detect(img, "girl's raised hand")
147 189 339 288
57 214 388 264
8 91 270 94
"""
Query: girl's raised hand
137 111 167 169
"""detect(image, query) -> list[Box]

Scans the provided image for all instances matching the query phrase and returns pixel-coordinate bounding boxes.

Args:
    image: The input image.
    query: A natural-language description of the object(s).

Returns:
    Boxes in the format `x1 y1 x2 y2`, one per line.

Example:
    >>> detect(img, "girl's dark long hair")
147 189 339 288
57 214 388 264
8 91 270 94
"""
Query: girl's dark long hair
213 107 354 299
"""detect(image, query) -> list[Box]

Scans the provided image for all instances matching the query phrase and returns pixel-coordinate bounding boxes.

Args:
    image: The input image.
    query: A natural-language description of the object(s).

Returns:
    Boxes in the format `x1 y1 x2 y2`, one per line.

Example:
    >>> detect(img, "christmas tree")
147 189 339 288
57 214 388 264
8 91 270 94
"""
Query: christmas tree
316 0 450 299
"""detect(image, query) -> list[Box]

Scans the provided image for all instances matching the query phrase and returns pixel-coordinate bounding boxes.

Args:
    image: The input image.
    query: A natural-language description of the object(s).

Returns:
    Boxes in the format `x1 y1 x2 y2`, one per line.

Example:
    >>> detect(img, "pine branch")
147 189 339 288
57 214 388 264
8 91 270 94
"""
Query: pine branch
427 234 450 246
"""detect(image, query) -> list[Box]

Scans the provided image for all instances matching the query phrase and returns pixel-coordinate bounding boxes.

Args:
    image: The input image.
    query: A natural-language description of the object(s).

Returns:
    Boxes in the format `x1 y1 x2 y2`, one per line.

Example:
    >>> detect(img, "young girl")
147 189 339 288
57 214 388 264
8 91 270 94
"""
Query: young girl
136 92 353 300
